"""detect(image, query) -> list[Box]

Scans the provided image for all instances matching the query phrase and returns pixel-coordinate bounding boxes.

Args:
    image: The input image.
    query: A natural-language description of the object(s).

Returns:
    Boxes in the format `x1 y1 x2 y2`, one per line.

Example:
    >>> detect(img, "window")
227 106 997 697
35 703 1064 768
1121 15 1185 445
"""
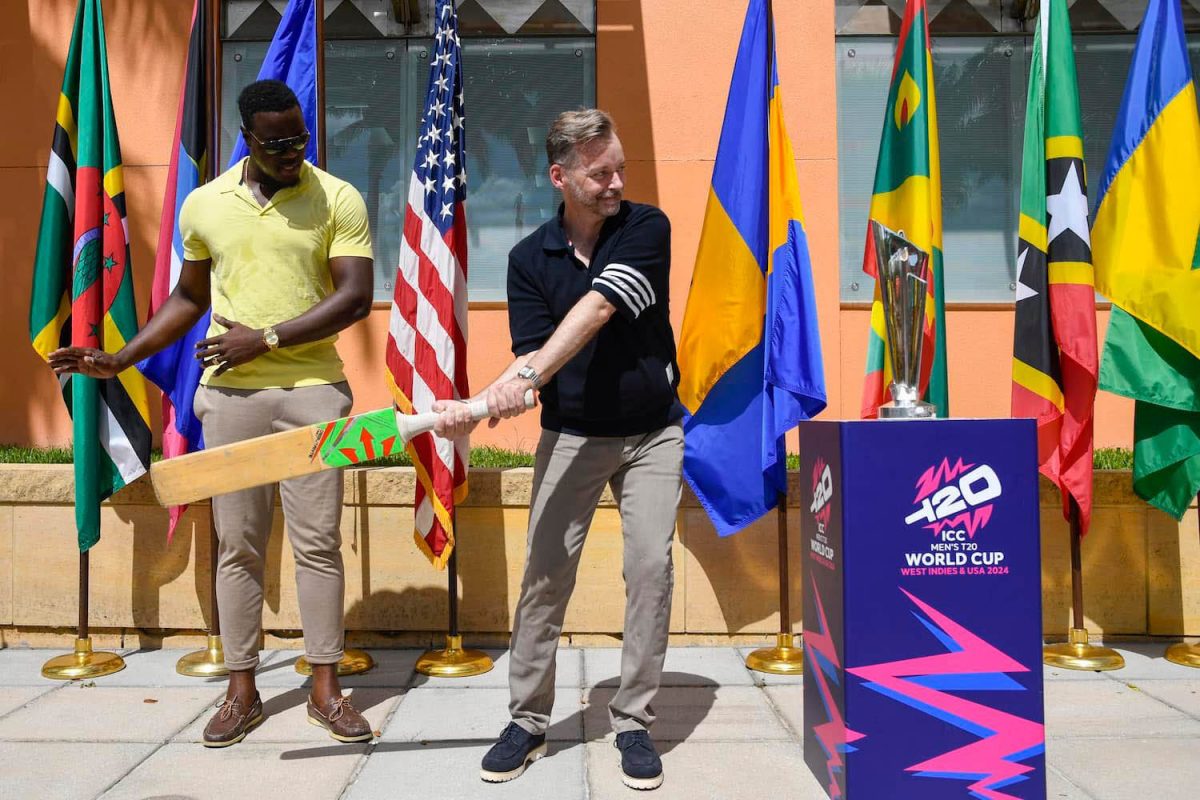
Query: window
221 0 596 303
835 0 1200 303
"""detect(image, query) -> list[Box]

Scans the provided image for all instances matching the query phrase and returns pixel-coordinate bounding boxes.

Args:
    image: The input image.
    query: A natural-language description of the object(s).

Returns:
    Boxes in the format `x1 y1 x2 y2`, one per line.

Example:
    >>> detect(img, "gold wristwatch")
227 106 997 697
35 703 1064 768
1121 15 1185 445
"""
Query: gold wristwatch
262 326 280 351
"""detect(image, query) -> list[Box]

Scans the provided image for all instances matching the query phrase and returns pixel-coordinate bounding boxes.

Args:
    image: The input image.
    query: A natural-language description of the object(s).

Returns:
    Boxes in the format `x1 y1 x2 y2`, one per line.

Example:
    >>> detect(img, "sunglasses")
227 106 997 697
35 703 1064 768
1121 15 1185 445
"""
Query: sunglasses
243 128 310 156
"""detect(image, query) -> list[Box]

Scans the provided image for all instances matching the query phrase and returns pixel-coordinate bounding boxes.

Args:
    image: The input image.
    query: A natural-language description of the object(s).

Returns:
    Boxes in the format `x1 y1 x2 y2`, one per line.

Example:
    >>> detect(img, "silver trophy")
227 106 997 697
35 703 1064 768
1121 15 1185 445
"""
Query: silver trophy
871 220 936 419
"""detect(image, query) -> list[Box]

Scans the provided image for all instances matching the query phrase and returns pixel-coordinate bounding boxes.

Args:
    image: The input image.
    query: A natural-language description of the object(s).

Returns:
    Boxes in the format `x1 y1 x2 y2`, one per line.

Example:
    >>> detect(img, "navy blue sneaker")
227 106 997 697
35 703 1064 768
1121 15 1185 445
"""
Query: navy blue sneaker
480 722 547 783
615 730 664 790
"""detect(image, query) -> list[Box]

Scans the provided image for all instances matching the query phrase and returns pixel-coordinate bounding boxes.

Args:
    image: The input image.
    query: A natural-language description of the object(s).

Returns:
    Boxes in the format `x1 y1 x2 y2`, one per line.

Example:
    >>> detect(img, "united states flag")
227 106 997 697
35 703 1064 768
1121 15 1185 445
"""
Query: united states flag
385 0 469 568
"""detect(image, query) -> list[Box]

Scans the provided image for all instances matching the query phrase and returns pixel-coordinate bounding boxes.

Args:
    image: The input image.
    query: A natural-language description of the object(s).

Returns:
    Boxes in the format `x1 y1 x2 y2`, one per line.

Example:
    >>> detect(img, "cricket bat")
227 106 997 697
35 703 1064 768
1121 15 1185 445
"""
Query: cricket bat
149 390 535 507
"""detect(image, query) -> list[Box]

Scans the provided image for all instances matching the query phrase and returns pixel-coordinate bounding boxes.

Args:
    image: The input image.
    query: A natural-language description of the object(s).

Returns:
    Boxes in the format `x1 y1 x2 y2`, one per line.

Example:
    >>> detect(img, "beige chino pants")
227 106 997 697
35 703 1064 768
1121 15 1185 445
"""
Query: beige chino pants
194 383 353 670
509 423 684 736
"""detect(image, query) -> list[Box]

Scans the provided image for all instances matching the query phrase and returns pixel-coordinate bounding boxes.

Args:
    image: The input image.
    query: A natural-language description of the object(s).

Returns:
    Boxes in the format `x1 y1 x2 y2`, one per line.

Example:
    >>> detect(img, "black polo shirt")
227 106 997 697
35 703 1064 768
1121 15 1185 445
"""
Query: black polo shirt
507 201 683 437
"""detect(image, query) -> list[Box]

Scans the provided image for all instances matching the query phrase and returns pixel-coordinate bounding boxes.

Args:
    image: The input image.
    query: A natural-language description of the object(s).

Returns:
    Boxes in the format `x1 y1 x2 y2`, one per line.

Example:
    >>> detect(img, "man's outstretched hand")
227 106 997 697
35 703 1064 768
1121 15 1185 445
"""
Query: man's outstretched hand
48 347 124 380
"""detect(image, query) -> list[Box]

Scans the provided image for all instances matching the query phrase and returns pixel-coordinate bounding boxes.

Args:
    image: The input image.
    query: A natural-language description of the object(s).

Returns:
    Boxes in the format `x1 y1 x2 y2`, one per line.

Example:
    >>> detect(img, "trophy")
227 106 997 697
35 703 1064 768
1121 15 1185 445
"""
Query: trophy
871 220 936 419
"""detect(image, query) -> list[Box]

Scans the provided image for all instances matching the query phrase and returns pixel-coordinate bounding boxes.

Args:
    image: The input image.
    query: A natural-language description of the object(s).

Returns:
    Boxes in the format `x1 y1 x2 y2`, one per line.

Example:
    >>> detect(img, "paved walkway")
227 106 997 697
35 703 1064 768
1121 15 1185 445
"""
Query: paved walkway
0 643 1197 799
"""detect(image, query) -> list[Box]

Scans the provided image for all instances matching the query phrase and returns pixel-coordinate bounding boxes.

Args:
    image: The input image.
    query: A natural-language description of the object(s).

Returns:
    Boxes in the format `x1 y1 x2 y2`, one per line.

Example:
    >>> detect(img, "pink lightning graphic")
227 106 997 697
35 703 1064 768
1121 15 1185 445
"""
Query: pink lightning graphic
914 458 974 502
804 577 865 798
925 506 993 538
848 589 1044 799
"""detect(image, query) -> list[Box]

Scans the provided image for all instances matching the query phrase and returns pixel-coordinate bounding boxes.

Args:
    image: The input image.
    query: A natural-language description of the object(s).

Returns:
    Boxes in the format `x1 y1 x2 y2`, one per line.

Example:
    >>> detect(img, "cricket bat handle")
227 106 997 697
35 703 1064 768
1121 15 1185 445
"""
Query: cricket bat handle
399 389 536 441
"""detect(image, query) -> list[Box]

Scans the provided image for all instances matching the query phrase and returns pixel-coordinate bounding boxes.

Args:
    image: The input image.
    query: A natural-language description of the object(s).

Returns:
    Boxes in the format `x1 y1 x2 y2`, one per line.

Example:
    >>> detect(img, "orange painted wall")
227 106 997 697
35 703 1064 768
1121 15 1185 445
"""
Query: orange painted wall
1 0 1133 451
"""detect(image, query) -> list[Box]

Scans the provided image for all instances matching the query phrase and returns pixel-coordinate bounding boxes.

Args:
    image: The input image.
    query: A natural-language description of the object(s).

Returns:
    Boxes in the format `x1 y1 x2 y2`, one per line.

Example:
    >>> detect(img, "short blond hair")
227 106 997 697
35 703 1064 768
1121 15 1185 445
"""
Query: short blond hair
545 108 617 167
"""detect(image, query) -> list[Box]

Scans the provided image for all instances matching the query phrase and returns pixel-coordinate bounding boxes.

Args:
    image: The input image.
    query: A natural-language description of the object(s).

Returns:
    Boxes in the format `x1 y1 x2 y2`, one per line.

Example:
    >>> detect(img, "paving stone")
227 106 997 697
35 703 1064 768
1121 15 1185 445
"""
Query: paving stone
410 647 582 689
586 740 824 800
737 646 806 685
382 686 583 742
249 648 414 689
1044 680 1200 739
100 741 368 800
0 741 159 800
0 685 58 719
1047 764 1099 799
86 647 283 688
763 684 804 737
172 686 404 743
0 647 132 686
1043 663 1116 682
1118 679 1200 720
1050 737 1200 800
583 646 753 687
584 685 790 745
1102 643 1200 681
0 685 221 742
346 739 586 800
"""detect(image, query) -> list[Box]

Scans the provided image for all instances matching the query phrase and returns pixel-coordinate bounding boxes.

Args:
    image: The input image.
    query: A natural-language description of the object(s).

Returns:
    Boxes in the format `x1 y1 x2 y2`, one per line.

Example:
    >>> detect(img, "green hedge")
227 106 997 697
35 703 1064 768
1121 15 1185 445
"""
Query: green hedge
2 444 1132 470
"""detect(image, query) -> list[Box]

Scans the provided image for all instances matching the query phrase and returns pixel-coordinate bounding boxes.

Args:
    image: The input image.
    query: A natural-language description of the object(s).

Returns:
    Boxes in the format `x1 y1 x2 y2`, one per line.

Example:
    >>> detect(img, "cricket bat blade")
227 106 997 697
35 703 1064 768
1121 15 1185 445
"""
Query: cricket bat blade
150 390 535 507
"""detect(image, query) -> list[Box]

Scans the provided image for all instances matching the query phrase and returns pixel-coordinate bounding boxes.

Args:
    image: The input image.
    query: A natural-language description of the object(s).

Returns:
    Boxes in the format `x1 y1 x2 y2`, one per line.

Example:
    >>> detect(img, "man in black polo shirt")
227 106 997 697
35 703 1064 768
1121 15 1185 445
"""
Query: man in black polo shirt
434 108 681 791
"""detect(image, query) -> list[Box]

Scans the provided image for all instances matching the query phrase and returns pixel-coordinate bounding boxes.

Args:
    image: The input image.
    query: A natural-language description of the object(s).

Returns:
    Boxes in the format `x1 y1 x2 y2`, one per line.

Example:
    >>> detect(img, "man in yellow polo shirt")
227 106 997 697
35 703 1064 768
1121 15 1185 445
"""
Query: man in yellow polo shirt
50 80 375 747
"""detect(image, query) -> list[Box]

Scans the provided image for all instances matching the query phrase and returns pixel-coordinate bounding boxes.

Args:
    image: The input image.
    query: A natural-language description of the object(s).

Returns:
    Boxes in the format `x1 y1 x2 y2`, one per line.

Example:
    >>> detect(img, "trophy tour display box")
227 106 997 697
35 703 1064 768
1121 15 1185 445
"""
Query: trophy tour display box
800 223 1046 799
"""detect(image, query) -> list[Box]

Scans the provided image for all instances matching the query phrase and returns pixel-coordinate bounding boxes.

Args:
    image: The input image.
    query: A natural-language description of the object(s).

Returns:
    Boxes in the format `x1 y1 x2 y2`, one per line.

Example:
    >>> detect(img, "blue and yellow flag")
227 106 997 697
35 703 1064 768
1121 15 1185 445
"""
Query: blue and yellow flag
677 0 826 536
1094 0 1200 520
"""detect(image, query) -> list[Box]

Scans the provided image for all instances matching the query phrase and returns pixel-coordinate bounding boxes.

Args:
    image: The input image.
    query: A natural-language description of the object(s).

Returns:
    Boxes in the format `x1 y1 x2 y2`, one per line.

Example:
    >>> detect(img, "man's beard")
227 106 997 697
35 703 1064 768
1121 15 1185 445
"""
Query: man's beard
565 176 621 217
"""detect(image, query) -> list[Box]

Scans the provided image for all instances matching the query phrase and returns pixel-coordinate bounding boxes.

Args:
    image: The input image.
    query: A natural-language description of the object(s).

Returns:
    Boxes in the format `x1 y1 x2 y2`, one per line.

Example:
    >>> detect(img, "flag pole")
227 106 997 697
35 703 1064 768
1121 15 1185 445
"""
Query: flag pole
315 0 327 169
746 491 804 674
1043 495 1123 670
177 0 229 678
741 0 802 676
1165 494 1200 668
42 548 126 679
291 0 372 678
417 511 494 677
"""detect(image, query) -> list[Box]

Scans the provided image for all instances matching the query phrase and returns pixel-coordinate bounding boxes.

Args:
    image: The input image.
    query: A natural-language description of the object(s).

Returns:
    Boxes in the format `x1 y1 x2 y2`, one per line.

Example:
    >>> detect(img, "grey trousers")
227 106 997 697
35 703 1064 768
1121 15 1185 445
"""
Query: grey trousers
509 423 684 735
194 383 353 670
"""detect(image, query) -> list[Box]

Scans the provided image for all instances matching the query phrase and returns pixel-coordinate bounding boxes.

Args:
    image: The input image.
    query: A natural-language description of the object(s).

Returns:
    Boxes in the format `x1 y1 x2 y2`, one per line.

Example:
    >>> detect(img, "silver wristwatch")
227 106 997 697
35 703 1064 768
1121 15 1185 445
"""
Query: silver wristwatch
516 365 542 389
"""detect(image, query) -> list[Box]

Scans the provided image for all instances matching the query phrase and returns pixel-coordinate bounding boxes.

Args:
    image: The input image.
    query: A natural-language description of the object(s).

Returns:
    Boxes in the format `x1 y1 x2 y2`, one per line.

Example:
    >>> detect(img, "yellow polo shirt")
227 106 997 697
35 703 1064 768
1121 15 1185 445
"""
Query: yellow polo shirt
179 159 373 389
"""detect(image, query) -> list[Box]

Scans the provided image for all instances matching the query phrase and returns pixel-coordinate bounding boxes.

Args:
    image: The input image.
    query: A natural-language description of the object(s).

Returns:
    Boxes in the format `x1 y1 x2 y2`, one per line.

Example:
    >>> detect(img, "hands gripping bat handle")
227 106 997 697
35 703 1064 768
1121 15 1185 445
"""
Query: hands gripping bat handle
397 389 536 442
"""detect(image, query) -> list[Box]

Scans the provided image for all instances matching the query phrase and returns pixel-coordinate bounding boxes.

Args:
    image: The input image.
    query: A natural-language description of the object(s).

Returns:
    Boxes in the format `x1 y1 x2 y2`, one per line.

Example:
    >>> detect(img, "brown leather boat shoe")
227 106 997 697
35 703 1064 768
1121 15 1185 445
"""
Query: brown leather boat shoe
306 695 373 743
202 692 264 747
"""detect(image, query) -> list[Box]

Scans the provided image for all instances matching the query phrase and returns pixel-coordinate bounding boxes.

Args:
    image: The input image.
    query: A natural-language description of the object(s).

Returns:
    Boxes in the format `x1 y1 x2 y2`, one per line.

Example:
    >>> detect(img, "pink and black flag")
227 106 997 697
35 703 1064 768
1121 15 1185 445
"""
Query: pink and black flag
138 0 211 537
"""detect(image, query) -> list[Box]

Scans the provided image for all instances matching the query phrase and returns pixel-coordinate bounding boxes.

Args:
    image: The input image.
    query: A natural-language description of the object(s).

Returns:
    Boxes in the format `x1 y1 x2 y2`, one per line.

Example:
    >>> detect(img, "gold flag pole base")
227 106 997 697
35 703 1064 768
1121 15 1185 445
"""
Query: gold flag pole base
176 634 229 678
295 648 375 677
745 633 804 675
1043 628 1125 671
1165 642 1200 669
41 637 125 681
416 634 494 678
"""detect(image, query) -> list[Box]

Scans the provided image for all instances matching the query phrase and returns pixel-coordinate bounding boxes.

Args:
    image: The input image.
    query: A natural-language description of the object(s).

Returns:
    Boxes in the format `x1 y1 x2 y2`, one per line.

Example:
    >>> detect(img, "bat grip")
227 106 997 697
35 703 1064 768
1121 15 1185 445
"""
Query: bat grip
466 388 536 421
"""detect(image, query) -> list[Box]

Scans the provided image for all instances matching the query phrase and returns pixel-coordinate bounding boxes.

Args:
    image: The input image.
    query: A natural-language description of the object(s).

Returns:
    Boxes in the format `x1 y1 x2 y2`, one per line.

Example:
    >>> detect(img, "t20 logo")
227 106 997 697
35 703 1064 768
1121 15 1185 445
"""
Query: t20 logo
810 458 833 533
905 458 1001 537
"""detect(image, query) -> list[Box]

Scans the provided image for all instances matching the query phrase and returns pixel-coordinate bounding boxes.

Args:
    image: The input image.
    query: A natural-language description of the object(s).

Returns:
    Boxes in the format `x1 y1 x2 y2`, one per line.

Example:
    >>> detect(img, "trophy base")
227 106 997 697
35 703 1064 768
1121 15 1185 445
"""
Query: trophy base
879 402 936 419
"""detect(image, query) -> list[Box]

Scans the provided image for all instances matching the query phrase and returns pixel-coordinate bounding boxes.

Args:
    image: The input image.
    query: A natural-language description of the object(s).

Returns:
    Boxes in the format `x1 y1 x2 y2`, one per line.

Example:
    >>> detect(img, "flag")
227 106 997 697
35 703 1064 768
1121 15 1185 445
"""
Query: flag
137 0 209 538
384 0 469 567
677 0 827 537
1093 0 1200 521
227 0 318 168
1011 0 1098 534
28 0 153 551
860 0 947 419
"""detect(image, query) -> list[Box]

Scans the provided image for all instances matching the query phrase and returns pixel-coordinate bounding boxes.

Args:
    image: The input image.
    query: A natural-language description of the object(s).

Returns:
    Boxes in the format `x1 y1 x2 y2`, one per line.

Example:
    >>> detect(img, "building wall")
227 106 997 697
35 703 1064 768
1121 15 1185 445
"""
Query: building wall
0 0 1134 450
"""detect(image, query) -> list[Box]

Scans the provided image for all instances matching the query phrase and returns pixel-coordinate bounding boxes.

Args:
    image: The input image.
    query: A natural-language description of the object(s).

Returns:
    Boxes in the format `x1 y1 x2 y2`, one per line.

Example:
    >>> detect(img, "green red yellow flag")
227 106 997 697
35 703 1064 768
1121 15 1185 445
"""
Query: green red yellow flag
1011 0 1098 534
860 0 948 419
28 0 152 551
